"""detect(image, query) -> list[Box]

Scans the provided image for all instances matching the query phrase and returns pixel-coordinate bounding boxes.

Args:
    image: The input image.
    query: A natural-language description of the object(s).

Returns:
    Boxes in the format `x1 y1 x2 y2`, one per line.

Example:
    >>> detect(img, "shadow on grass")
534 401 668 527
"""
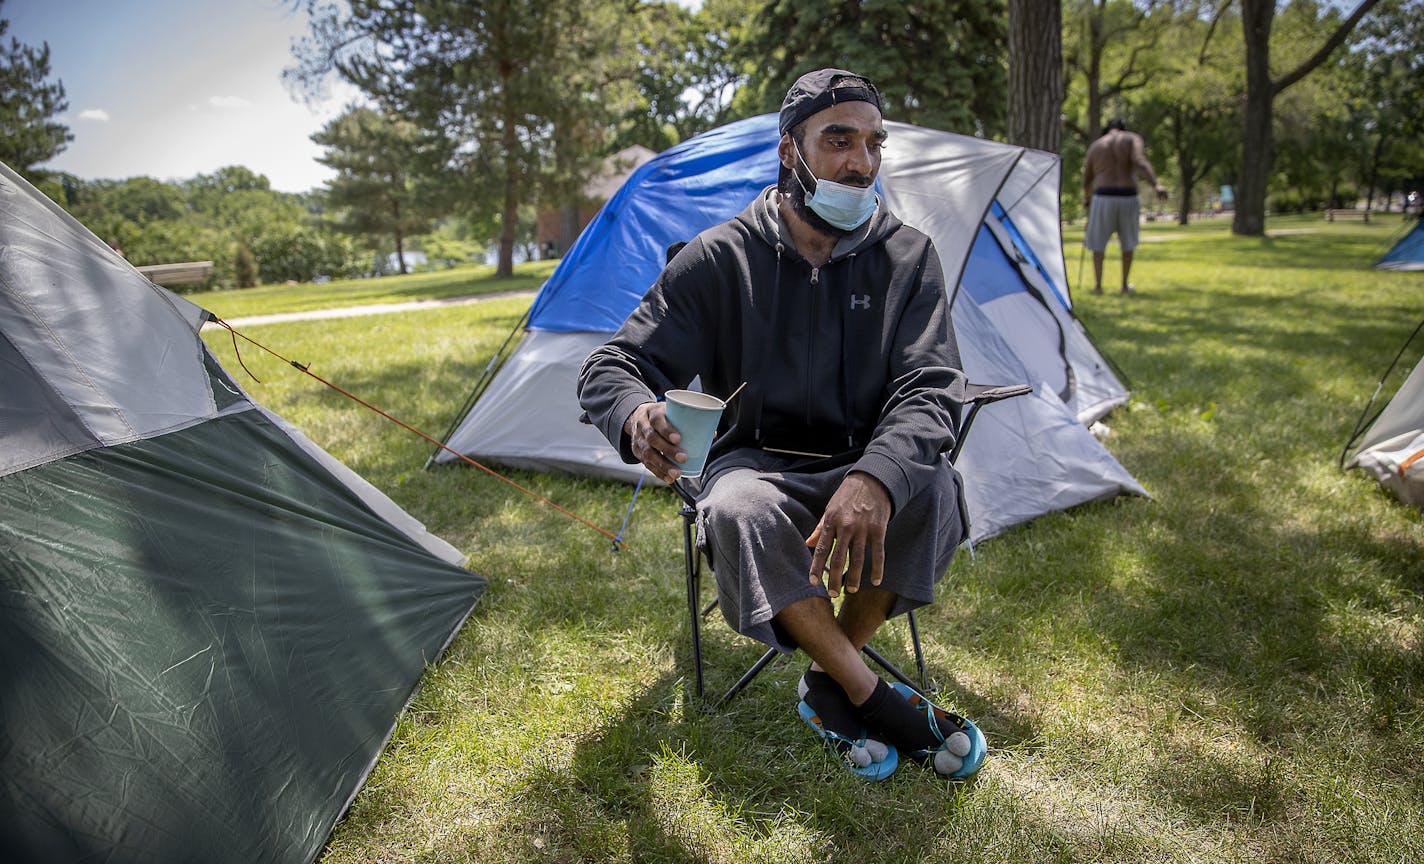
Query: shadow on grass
416 495 1022 862
503 660 994 863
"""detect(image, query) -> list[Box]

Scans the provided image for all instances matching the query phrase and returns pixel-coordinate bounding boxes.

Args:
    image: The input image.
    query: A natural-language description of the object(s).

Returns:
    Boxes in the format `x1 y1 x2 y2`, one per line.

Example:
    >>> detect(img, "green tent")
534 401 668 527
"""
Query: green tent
0 161 485 862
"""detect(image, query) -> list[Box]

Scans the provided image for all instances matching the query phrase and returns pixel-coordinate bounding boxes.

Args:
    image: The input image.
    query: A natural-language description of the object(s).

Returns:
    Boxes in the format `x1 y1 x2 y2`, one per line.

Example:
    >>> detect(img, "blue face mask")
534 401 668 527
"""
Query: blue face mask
791 139 878 231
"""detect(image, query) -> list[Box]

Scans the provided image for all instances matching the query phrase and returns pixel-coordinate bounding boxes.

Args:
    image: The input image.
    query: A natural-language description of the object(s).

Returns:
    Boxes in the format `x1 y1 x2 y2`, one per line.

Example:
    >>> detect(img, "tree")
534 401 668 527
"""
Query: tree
1346 0 1424 210
1062 0 1174 147
1132 1 1242 224
313 106 432 275
289 0 637 278
613 0 760 150
1267 1 1364 212
234 242 259 288
730 0 1007 137
1008 0 1063 152
0 0 72 177
1232 0 1380 236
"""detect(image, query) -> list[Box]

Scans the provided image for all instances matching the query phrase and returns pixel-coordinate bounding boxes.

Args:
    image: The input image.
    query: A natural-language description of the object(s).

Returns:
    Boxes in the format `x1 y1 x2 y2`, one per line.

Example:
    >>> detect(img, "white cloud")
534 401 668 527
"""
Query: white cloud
78 108 110 122
208 96 252 109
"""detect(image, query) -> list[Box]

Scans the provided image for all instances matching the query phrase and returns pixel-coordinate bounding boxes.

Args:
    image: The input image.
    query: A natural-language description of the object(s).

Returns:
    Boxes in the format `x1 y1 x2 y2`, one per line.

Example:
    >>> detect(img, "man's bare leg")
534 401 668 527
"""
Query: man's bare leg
835 585 897 651
781 592 962 757
1092 251 1105 293
1121 249 1134 292
777 595 878 704
804 585 895 680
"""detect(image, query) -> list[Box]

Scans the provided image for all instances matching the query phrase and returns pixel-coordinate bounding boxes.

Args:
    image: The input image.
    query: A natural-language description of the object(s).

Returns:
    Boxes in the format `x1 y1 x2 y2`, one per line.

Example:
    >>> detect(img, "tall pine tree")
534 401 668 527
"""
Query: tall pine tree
289 0 636 277
0 1 72 178
313 107 431 275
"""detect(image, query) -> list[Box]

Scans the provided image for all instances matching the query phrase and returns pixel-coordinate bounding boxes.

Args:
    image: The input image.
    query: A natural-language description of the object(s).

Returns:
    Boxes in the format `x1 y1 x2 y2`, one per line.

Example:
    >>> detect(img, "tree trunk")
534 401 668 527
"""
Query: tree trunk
1365 133 1385 211
1007 0 1064 153
1171 108 1191 225
1233 0 1274 236
1176 152 1195 226
1085 2 1104 140
497 108 518 279
393 199 407 275
1234 0 1380 236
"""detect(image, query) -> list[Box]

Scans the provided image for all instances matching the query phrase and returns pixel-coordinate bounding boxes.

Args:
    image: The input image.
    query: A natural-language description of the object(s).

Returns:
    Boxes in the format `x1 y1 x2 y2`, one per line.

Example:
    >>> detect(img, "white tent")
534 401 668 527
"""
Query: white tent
437 115 1146 541
1344 318 1424 508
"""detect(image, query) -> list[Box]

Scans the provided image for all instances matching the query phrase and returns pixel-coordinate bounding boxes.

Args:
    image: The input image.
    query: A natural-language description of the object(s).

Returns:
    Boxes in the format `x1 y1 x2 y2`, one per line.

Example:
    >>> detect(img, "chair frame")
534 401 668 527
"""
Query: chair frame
675 382 1033 711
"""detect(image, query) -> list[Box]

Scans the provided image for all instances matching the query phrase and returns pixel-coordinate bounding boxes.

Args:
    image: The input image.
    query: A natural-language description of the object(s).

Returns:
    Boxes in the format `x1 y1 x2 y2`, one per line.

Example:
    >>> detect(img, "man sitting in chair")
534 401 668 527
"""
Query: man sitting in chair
577 68 985 781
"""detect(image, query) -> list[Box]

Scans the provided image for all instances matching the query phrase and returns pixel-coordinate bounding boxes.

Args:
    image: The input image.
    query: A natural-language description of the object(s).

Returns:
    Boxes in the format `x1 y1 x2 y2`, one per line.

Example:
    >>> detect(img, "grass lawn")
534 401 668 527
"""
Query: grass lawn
203 213 1424 864
185 259 557 320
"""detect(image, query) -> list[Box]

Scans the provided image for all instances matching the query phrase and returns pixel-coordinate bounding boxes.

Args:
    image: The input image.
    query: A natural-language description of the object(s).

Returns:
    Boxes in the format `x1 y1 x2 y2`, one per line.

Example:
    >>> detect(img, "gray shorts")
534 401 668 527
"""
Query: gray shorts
1085 194 1141 252
694 450 964 654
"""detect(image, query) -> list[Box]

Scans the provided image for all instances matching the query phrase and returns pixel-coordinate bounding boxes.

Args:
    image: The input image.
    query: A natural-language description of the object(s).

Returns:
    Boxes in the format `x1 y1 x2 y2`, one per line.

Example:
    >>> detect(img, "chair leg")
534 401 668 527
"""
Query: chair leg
709 647 779 712
860 609 929 697
681 505 704 701
685 511 929 708
907 609 928 691
861 644 926 697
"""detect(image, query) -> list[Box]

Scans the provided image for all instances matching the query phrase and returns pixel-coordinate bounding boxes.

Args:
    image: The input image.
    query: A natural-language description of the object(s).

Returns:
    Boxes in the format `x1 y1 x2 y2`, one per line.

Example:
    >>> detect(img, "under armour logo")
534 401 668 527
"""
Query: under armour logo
849 294 872 311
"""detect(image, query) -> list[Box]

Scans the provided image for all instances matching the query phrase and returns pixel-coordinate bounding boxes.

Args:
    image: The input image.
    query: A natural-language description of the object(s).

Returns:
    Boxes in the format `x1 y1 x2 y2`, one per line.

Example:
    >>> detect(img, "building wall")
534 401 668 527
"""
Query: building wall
535 205 600 260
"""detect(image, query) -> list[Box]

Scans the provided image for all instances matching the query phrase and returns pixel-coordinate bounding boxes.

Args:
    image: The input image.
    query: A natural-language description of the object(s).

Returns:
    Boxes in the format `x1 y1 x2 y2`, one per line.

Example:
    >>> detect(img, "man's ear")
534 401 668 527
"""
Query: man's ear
777 132 796 171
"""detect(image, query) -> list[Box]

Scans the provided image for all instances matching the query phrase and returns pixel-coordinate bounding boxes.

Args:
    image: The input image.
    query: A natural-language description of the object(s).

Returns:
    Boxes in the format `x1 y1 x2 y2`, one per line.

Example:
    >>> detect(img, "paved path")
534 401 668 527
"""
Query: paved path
203 289 536 329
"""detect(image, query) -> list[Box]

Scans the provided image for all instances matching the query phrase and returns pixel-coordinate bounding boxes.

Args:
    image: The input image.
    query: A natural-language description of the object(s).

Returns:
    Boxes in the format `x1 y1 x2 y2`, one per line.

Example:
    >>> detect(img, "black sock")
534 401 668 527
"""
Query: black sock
800 669 868 741
856 678 941 752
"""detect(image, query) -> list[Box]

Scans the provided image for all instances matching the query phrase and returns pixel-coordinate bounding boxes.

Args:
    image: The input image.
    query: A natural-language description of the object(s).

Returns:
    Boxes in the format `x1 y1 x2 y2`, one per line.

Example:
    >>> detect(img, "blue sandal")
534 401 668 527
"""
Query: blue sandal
797 700 898 781
890 683 987 779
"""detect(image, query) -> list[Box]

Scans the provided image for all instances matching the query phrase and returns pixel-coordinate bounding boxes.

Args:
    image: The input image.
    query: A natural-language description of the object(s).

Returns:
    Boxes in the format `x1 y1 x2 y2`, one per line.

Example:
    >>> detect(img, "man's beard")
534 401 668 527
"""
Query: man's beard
780 171 849 239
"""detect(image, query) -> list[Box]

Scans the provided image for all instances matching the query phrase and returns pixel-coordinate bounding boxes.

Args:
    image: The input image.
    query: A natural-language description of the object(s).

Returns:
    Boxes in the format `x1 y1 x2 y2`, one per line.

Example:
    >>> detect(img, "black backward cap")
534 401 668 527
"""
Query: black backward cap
778 68 882 135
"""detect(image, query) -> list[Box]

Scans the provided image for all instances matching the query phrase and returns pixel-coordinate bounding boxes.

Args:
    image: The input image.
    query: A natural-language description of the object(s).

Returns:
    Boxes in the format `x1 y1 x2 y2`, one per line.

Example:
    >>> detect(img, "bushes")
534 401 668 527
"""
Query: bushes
41 170 374 289
234 242 259 288
248 226 365 284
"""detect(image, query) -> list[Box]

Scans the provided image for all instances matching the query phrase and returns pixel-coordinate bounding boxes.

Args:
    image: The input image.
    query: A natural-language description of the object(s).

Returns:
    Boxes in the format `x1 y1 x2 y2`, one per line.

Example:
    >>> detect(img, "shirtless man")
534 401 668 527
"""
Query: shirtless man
1083 118 1167 294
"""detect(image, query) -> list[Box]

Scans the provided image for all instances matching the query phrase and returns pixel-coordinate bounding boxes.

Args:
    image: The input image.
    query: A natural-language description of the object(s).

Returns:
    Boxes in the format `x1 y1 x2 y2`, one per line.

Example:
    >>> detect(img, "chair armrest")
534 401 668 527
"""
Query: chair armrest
962 382 1034 406
947 381 1034 463
672 477 698 509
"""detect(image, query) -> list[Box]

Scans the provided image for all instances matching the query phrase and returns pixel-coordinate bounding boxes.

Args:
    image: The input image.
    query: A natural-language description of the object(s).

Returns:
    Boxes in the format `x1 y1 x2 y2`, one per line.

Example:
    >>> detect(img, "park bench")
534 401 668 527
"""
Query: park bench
135 261 214 286
1324 208 1371 223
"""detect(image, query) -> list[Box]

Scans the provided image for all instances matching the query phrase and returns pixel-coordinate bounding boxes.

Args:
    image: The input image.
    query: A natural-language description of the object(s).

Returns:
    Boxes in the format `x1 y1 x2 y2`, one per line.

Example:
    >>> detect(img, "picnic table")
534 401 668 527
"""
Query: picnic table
135 261 214 286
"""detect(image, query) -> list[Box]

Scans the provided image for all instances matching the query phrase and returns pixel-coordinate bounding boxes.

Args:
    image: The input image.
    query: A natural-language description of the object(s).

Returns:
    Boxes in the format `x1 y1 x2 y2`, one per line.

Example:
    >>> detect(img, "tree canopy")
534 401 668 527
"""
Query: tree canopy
289 0 640 277
729 0 1008 137
9 0 1424 283
0 0 71 178
313 106 434 274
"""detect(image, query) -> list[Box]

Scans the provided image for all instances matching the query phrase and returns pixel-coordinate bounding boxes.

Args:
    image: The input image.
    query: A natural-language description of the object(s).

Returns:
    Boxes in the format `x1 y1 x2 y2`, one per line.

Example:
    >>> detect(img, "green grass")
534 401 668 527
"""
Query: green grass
186 259 557 320
203 213 1424 863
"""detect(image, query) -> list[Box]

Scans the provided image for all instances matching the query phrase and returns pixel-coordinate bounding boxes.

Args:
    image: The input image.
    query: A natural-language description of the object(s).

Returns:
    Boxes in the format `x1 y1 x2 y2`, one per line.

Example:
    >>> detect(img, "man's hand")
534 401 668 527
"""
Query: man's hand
805 471 891 598
1154 183 1168 200
624 401 686 483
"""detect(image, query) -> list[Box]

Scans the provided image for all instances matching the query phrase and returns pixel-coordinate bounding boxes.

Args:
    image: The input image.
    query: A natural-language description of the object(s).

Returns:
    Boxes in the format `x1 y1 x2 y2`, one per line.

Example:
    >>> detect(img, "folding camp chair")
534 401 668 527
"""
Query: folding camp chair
674 381 1033 711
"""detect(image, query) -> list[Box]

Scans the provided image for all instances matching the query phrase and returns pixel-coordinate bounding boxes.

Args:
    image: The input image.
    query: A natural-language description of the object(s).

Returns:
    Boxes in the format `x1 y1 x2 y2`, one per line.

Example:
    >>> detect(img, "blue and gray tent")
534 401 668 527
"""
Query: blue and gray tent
0 162 484 862
1376 216 1424 271
436 115 1146 541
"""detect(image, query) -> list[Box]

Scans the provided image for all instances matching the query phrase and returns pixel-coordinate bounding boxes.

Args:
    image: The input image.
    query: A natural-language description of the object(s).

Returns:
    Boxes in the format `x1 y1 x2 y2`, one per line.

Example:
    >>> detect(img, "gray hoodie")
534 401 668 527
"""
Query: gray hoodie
576 187 965 514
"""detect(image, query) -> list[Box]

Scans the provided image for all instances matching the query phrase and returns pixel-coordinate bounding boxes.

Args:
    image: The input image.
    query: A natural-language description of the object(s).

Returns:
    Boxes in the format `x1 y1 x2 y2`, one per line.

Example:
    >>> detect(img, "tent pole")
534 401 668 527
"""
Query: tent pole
424 307 531 470
1340 315 1424 467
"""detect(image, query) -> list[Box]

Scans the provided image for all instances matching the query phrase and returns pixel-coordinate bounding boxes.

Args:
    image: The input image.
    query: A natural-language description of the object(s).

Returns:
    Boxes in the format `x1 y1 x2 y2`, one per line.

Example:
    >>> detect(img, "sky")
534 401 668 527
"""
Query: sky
6 0 360 192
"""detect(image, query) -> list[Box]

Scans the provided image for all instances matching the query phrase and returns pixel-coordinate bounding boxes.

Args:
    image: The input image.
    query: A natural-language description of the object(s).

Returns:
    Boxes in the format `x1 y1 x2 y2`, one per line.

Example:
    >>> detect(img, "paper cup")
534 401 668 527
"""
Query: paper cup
663 389 725 479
